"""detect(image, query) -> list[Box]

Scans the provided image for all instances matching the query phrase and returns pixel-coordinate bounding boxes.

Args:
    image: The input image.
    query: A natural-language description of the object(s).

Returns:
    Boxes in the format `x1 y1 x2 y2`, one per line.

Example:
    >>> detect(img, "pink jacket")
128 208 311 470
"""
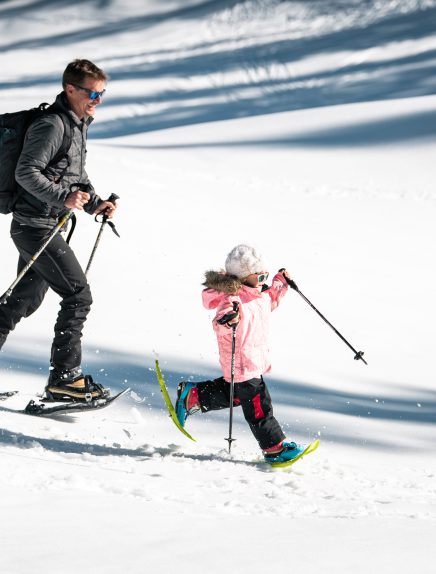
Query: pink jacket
202 272 288 382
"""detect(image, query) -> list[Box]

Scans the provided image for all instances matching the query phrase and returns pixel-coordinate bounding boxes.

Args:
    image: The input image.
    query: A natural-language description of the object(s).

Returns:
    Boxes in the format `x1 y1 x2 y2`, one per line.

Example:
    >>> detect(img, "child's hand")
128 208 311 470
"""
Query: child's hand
279 268 291 280
226 312 240 326
217 309 239 327
279 268 298 290
217 302 240 327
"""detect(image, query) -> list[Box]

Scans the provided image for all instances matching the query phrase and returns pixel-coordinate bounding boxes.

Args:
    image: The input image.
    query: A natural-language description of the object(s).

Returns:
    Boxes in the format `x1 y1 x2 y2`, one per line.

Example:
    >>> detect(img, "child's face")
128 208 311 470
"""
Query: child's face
243 271 269 288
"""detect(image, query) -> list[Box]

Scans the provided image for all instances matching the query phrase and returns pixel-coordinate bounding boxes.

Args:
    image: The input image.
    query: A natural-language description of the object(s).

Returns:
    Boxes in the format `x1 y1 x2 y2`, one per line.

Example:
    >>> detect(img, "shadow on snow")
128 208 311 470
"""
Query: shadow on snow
0 2 435 144
1 343 434 451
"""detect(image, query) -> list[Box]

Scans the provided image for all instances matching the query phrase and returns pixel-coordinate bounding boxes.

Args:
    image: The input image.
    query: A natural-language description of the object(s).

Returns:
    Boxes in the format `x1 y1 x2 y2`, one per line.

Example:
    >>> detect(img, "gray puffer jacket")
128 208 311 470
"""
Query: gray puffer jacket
14 92 102 229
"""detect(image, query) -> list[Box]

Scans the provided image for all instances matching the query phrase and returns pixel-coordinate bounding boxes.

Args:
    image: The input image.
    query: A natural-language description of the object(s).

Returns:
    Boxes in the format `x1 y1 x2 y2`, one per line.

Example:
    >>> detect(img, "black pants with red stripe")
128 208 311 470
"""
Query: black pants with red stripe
197 376 285 450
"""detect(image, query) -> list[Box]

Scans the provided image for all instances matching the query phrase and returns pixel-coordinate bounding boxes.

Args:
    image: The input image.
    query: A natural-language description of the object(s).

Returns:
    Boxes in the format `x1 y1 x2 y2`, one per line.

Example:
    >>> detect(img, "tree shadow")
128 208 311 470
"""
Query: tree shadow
0 0 240 52
1 2 435 144
89 4 436 141
99 107 436 149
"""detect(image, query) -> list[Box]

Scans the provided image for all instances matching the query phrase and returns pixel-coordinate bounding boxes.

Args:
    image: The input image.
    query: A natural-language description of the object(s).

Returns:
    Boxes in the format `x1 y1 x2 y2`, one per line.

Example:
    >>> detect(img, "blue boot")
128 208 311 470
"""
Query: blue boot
175 382 199 427
264 441 306 465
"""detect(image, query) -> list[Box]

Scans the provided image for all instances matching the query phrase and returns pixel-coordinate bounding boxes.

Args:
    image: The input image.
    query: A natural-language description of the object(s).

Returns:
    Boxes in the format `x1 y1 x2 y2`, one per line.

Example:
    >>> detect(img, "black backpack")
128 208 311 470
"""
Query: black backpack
0 103 72 214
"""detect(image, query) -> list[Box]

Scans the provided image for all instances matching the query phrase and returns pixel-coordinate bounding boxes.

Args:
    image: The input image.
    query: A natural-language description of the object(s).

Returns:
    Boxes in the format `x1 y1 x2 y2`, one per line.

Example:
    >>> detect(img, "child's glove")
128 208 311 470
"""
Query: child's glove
217 302 240 327
278 268 298 290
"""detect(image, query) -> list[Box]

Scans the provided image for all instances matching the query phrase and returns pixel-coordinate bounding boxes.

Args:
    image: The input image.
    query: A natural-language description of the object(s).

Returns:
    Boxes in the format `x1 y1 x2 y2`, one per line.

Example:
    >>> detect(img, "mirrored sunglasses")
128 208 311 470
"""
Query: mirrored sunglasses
71 83 106 101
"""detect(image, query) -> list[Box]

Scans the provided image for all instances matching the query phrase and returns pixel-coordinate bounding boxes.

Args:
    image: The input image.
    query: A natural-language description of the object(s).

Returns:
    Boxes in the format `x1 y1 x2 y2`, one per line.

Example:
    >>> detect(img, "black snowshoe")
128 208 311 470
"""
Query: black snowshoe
44 367 109 403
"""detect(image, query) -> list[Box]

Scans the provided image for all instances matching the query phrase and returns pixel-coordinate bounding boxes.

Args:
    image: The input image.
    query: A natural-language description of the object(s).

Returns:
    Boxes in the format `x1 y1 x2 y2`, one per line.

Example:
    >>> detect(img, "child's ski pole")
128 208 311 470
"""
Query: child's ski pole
218 302 239 453
280 270 367 365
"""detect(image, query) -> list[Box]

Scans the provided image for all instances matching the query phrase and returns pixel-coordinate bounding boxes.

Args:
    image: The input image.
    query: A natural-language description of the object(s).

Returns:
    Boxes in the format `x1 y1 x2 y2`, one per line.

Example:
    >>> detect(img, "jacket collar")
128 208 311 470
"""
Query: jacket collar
54 92 94 127
240 283 263 297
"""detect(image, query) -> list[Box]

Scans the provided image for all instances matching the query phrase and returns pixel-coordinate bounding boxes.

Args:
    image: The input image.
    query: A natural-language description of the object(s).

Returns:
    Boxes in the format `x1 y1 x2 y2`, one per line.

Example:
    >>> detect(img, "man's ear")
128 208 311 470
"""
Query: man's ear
64 84 74 97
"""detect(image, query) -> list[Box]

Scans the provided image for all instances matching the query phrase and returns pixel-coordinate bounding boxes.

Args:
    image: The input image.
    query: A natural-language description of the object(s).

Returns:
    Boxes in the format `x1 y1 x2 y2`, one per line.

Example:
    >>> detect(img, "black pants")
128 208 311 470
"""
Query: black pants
197 376 285 450
0 220 92 371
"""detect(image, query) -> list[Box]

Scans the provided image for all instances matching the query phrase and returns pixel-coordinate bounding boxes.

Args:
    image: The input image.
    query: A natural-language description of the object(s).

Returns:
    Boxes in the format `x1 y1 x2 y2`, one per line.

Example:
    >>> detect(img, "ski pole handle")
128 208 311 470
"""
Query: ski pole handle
100 193 119 222
94 193 119 221
94 193 120 237
279 268 299 291
217 301 239 326
106 193 119 209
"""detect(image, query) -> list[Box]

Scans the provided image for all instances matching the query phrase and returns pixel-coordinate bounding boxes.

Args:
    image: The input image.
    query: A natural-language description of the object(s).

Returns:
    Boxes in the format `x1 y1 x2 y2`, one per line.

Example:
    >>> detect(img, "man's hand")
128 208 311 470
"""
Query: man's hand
64 190 90 210
94 199 117 219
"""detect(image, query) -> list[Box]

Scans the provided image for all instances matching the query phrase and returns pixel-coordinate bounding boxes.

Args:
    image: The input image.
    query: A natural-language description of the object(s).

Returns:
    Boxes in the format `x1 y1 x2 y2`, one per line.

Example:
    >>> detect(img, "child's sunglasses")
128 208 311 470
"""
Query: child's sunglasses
71 83 106 101
256 272 269 284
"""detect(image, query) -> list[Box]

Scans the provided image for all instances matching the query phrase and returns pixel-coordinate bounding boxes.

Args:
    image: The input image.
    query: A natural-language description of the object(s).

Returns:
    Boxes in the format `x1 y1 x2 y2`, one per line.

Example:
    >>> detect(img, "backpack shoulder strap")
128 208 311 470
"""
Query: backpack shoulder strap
48 109 73 166
26 103 73 166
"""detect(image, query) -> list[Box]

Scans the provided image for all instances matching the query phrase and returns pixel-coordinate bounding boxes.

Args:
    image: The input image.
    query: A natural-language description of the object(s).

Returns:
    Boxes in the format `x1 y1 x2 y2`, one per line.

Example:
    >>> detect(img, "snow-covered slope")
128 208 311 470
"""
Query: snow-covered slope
1 1 435 573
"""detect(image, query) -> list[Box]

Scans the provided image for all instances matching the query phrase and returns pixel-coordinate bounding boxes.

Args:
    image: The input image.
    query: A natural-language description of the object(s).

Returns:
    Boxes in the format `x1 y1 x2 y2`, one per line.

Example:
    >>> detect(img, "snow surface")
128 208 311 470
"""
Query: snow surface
1 1 435 572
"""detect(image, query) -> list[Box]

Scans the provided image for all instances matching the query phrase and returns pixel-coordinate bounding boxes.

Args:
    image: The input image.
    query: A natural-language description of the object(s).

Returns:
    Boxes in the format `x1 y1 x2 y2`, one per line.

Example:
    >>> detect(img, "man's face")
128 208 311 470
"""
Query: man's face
64 77 106 119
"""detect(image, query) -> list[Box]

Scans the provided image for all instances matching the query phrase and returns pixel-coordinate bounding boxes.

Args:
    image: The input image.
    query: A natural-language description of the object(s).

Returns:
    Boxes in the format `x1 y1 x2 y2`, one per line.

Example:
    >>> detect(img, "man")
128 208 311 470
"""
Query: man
0 59 117 401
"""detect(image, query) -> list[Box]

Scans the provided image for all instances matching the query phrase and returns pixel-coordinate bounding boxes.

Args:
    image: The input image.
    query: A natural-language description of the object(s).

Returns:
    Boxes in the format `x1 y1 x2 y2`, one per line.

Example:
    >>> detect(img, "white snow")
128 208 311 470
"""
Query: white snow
1 1 435 572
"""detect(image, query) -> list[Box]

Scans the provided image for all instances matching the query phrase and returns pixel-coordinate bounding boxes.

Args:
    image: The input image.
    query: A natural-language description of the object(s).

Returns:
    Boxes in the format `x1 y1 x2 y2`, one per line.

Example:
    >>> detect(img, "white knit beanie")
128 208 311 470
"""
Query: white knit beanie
225 244 267 279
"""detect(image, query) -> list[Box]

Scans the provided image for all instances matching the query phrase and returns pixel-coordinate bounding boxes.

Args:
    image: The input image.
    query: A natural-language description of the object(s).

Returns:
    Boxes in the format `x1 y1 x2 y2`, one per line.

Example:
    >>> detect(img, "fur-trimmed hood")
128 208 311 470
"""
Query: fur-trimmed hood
202 270 243 295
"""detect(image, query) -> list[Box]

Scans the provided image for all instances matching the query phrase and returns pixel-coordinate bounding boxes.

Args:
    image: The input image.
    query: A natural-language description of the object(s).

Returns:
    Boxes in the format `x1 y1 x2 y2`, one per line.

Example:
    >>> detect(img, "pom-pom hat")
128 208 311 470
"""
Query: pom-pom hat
225 244 267 279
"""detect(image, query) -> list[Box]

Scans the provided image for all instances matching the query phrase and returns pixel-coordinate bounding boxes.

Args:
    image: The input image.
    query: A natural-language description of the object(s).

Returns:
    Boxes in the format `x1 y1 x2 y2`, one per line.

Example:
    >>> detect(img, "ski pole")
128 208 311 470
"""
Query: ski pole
85 193 120 276
280 270 367 365
0 183 87 306
218 302 239 453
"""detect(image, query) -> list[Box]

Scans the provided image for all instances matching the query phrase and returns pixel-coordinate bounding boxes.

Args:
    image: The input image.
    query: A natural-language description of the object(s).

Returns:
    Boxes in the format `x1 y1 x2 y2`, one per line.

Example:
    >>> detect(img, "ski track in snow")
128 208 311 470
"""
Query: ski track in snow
1 388 435 522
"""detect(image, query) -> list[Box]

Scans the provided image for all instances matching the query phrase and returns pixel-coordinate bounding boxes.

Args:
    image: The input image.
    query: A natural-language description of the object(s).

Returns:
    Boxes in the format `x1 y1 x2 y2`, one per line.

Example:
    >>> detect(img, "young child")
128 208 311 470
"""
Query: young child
175 244 307 464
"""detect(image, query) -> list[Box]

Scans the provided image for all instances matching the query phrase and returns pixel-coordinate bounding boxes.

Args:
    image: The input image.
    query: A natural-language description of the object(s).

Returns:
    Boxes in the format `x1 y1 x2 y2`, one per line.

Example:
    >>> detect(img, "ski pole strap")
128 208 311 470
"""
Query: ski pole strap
64 182 89 244
65 212 76 244
106 220 120 237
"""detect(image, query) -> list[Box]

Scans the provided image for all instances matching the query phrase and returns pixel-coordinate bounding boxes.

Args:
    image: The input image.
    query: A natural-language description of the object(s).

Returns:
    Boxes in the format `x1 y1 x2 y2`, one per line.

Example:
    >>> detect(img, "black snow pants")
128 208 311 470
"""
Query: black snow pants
197 376 285 450
0 220 92 371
